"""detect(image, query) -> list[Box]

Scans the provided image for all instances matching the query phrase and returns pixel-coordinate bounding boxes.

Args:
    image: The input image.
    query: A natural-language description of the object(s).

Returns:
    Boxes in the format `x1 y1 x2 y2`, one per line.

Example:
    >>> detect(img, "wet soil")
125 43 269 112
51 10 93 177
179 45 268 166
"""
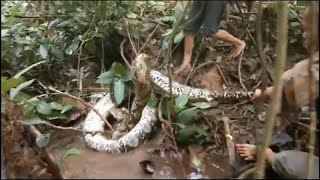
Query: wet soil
47 129 232 179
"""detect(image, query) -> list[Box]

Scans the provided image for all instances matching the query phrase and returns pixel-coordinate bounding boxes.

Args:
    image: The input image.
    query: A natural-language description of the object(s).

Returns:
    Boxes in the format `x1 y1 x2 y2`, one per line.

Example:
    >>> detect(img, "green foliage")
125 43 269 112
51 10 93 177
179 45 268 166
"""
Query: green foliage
161 94 213 144
36 132 51 148
96 62 133 105
57 148 81 171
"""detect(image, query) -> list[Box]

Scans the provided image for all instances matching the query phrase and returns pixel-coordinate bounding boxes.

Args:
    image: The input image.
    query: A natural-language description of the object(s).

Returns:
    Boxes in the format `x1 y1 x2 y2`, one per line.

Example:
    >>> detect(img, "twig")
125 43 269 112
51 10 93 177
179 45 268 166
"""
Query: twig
137 23 159 54
125 27 138 56
306 2 318 178
216 64 230 87
184 38 204 85
222 117 235 165
256 2 268 89
158 97 174 139
36 120 103 135
120 39 131 69
189 61 215 78
43 85 114 131
79 67 84 91
25 125 65 179
237 52 249 92
201 114 213 129
158 97 187 177
254 2 288 178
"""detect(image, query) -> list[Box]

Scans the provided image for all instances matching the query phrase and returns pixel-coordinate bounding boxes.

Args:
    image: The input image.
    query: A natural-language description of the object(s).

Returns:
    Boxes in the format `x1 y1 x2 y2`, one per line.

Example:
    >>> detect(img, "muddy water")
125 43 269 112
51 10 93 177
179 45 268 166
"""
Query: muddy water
47 130 232 179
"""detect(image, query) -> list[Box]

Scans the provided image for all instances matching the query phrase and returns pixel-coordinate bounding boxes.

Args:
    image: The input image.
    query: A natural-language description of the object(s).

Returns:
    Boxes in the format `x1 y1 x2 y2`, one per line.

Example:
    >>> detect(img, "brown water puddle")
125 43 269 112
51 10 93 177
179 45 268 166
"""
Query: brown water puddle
47 130 232 179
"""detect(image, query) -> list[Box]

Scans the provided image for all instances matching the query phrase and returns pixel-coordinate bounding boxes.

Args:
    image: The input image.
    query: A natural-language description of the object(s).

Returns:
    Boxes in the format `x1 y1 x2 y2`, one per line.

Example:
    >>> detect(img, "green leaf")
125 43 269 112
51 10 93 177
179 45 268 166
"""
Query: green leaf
121 71 134 82
243 104 255 113
36 133 51 148
49 102 64 110
65 41 80 55
178 126 208 143
1 14 6 23
1 77 24 94
39 44 48 59
161 40 169 50
147 97 158 108
176 107 199 125
175 93 189 109
20 116 44 125
173 106 183 114
290 22 300 27
13 60 47 79
85 39 96 54
112 62 126 76
51 47 64 60
96 71 114 85
62 148 81 160
192 102 212 109
127 12 138 19
113 79 125 105
36 101 52 115
174 30 185 44
61 105 73 114
173 123 186 129
9 79 35 100
46 112 67 120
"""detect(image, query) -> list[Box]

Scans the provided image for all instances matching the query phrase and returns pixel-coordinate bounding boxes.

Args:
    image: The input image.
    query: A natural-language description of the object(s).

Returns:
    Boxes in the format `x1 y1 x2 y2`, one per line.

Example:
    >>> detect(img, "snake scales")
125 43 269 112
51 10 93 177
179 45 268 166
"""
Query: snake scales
83 54 254 154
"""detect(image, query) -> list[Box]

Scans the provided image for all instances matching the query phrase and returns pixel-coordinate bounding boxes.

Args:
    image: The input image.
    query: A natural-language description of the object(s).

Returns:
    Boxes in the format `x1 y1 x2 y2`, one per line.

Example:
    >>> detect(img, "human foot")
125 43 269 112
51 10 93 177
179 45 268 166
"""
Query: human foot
228 41 246 60
174 63 192 76
252 87 274 102
235 144 257 161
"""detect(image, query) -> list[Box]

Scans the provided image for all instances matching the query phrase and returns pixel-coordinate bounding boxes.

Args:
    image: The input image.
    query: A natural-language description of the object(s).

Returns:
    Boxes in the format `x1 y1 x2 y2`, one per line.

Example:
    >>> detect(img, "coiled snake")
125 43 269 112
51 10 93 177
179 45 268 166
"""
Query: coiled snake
83 54 254 154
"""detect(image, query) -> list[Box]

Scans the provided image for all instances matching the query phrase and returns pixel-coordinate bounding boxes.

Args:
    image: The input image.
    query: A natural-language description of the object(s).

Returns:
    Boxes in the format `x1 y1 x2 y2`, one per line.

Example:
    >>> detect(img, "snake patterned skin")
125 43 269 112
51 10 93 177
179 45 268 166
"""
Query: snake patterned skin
83 93 157 154
149 69 254 102
83 54 253 154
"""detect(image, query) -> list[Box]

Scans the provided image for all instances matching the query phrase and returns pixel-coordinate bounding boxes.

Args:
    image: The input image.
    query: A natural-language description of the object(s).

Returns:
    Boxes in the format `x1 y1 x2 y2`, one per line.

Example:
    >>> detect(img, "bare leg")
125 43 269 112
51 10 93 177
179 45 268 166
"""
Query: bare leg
213 29 246 60
236 144 276 164
174 32 194 76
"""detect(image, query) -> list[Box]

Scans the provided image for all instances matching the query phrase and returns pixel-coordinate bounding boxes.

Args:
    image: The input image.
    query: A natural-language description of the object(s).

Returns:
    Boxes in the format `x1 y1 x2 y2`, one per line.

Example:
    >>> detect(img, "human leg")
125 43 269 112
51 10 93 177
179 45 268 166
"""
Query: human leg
175 1 206 76
202 1 246 60
174 33 194 76
213 30 246 60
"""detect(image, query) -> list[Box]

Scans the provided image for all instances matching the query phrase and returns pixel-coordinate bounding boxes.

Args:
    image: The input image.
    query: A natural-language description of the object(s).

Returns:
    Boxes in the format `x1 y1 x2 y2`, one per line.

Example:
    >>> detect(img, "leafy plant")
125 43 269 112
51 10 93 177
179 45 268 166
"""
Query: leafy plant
96 62 133 105
161 94 213 144
57 148 81 171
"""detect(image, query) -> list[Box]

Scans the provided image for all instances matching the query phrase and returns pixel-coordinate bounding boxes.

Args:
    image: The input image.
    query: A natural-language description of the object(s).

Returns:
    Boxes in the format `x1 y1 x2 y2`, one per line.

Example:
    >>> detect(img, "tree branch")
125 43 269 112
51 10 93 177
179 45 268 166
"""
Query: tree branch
254 2 288 178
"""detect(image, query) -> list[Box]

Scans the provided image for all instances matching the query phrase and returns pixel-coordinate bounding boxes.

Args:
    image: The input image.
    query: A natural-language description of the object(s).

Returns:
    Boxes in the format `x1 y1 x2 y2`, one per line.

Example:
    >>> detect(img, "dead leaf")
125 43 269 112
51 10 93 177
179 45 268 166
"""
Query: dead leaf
139 160 154 174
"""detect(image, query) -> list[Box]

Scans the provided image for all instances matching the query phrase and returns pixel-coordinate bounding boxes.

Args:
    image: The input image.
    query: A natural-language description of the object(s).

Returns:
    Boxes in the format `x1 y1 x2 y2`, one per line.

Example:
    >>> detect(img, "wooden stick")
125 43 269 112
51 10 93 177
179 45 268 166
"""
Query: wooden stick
254 2 288 178
25 125 65 179
222 117 235 165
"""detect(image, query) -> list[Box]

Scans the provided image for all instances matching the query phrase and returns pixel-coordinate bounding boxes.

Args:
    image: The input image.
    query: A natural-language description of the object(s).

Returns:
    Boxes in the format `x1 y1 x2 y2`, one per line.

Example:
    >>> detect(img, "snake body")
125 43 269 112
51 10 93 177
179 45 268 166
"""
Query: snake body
83 54 254 154
83 93 157 154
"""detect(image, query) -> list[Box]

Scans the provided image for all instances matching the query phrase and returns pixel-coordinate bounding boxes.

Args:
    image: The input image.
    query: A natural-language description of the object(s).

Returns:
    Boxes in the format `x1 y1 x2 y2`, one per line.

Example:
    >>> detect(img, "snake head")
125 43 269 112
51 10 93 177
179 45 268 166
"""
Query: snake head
132 53 151 76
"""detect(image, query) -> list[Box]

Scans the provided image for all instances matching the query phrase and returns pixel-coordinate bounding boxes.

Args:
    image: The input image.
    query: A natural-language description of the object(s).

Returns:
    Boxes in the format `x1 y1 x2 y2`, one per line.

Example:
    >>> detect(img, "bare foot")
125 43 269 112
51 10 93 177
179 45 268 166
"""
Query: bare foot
252 89 263 101
235 144 257 161
174 63 192 76
252 87 274 102
228 41 246 60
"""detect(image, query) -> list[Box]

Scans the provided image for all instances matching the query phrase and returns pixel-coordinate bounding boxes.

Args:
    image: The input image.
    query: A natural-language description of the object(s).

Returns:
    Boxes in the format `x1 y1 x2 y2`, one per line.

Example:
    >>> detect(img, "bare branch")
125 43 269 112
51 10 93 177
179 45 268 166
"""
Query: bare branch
254 2 288 178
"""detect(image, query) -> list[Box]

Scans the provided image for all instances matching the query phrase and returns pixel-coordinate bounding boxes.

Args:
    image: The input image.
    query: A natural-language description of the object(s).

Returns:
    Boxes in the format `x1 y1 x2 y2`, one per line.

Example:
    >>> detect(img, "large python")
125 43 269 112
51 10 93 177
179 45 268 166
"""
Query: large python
83 54 254 154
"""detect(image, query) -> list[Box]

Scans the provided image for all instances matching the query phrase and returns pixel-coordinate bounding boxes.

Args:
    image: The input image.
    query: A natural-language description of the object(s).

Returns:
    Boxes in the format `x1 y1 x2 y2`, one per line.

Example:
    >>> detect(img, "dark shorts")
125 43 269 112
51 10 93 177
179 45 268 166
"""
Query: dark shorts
184 1 228 37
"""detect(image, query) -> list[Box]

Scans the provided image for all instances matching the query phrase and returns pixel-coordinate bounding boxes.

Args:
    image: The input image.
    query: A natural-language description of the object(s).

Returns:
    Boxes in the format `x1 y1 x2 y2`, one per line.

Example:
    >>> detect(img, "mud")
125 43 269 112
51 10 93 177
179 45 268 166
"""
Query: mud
46 130 232 179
